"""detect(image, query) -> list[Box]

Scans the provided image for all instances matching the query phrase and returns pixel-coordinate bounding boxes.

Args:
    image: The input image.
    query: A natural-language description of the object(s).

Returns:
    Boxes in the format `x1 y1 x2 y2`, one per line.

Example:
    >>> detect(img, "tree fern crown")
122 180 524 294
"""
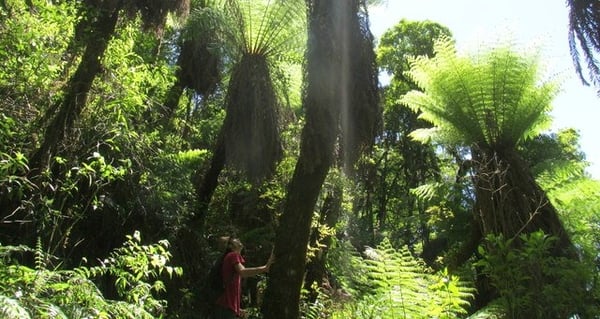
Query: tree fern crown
401 38 559 151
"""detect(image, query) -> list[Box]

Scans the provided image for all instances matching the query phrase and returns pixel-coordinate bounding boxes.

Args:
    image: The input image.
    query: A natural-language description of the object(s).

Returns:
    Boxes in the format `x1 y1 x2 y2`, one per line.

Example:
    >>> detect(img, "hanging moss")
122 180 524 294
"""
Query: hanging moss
125 0 190 34
177 38 220 95
340 7 381 170
222 53 282 182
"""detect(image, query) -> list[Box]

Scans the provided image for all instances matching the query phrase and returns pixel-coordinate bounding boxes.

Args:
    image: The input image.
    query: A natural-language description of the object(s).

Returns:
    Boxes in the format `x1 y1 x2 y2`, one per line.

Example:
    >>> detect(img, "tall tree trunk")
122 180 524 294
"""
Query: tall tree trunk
29 6 120 172
157 77 185 129
190 131 226 231
261 1 349 317
304 185 342 301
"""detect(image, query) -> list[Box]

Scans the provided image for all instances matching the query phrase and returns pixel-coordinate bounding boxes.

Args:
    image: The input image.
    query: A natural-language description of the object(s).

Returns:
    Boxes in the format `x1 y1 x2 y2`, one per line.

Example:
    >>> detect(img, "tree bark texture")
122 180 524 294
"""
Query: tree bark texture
304 186 343 301
191 131 226 231
473 147 574 256
468 146 579 311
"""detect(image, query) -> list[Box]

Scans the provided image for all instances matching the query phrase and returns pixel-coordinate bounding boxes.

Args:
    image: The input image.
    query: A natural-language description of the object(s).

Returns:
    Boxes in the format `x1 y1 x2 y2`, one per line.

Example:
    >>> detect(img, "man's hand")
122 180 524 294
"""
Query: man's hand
265 251 275 272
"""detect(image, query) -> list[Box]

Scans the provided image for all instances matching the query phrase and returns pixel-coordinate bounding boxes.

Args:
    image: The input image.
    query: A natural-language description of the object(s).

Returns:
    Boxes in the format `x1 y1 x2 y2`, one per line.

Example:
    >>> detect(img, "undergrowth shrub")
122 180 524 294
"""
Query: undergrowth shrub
0 231 181 318
476 231 599 319
327 238 474 319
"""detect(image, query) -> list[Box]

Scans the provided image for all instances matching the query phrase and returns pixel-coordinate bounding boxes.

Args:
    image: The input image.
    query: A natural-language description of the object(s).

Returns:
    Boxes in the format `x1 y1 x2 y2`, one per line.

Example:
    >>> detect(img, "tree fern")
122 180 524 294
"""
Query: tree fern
225 0 306 58
216 0 307 181
402 37 557 150
402 34 577 259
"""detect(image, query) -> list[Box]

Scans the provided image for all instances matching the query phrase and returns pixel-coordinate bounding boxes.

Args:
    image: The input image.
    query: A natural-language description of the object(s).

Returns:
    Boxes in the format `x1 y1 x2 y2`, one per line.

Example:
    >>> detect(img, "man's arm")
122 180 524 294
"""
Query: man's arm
234 263 269 277
234 254 275 278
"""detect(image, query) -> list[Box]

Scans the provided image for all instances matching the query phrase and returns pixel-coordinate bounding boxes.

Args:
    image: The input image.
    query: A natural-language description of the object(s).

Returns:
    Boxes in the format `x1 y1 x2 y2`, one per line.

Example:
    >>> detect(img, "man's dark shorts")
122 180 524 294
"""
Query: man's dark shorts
212 305 237 319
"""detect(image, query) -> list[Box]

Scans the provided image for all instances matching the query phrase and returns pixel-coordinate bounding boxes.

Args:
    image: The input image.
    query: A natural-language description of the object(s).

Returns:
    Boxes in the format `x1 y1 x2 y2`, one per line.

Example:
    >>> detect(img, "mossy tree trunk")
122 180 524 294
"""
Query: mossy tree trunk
469 145 578 310
29 5 120 173
304 185 343 301
473 146 573 254
260 2 345 317
261 0 379 316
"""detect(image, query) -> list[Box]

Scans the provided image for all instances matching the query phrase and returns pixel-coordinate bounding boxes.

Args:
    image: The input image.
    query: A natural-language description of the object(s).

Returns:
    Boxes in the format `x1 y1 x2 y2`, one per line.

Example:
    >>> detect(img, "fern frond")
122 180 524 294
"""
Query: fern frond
39 302 68 319
183 0 232 49
54 274 110 318
0 244 33 259
402 38 558 149
0 294 31 319
567 0 600 90
410 182 444 202
225 0 306 58
34 237 44 271
361 239 473 318
467 299 506 318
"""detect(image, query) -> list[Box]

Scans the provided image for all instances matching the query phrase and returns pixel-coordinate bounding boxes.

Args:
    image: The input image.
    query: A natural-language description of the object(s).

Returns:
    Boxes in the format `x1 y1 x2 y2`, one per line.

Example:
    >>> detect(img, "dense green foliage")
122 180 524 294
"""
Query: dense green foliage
0 232 181 318
326 239 473 319
1 0 599 318
476 231 598 318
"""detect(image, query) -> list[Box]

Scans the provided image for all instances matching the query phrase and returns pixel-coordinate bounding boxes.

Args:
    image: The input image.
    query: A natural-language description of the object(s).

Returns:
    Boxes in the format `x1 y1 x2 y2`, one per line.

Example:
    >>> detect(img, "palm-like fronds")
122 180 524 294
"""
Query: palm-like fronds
220 0 306 181
567 0 600 91
402 38 577 259
225 0 306 58
402 38 558 150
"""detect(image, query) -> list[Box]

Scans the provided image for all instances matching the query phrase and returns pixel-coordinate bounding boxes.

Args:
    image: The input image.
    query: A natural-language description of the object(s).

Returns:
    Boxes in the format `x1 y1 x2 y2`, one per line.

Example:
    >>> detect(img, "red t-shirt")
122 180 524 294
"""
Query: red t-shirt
216 251 245 316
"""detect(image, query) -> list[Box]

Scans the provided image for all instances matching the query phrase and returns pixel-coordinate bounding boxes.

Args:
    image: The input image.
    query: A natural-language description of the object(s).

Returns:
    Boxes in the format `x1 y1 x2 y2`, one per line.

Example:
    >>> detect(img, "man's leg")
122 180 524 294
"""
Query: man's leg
212 305 237 319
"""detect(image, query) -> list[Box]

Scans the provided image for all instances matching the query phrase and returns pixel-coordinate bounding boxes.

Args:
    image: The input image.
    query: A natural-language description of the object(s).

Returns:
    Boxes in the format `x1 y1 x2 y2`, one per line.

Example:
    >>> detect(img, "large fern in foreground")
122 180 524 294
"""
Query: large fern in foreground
0 232 181 319
330 238 474 319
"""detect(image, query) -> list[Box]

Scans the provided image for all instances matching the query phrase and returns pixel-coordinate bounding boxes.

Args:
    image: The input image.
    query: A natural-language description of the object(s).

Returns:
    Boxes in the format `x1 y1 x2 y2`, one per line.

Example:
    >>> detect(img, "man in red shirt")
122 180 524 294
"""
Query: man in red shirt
214 237 274 318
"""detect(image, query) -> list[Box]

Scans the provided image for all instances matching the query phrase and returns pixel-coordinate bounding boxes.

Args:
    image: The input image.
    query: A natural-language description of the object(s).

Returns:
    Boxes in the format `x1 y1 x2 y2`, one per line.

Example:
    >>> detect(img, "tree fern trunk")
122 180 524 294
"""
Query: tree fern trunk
191 131 226 231
223 53 282 183
469 146 581 314
473 147 574 256
29 6 119 172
